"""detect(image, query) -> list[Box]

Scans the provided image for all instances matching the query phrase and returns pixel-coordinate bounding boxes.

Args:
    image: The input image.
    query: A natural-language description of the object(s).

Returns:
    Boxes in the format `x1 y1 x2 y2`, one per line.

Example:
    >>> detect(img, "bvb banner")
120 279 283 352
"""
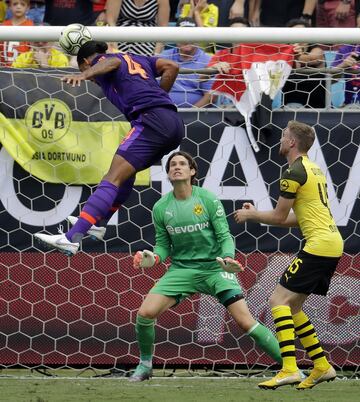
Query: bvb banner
0 69 149 185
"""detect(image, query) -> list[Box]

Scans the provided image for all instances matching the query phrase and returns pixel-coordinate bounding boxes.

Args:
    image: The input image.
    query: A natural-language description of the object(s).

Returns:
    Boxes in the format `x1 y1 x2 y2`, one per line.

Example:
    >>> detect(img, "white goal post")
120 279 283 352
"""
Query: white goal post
0 26 359 43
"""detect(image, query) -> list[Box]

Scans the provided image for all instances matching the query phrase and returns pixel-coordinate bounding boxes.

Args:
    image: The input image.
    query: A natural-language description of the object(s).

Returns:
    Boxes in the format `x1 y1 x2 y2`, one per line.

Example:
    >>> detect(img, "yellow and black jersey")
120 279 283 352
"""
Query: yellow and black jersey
280 156 343 257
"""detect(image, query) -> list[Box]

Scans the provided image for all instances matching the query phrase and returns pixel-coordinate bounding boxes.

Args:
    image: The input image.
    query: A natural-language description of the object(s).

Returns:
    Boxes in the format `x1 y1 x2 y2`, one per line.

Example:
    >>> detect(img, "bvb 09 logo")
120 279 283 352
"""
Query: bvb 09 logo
280 179 290 192
25 99 72 143
193 204 203 215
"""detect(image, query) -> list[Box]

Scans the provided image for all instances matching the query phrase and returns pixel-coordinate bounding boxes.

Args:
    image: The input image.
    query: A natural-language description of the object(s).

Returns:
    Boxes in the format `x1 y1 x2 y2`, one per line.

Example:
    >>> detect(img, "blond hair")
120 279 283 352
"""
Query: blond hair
287 120 315 153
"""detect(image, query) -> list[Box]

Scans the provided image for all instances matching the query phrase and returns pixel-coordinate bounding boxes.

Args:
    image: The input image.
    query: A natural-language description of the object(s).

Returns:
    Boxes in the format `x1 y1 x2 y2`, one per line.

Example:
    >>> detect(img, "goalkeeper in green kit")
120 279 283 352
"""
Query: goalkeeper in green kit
130 151 282 382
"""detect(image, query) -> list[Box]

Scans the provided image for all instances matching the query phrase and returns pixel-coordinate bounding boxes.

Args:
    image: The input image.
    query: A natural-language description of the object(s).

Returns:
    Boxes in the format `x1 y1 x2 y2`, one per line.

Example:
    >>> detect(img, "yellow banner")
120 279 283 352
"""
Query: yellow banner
0 98 149 185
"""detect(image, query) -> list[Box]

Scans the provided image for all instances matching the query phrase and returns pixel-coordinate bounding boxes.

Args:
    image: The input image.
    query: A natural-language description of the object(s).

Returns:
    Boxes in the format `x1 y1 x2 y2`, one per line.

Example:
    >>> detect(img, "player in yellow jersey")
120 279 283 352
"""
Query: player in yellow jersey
234 120 343 390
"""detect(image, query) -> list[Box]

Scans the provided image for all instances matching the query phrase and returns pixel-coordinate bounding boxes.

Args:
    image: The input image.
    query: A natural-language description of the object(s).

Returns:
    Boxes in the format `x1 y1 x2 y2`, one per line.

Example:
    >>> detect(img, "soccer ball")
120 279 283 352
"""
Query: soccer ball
59 24 92 56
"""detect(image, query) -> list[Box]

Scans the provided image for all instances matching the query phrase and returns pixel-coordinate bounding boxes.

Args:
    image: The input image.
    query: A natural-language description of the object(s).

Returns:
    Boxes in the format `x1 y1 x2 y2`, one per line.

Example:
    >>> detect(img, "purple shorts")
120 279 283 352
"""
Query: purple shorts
116 106 184 171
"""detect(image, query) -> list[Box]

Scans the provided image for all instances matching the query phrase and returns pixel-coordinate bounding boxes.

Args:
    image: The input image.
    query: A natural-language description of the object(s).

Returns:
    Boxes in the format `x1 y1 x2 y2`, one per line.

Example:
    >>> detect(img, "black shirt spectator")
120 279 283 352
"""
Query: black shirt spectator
256 0 316 27
209 0 249 26
44 0 96 26
282 18 326 108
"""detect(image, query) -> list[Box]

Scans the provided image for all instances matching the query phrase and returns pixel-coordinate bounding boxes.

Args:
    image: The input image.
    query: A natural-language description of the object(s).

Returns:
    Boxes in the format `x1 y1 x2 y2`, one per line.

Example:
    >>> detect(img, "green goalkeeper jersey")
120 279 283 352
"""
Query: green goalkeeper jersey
153 186 235 270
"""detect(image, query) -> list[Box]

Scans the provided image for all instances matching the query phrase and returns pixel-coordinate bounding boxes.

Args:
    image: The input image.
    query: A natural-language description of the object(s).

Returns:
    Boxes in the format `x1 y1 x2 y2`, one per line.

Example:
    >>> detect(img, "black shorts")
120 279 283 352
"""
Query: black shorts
279 250 340 296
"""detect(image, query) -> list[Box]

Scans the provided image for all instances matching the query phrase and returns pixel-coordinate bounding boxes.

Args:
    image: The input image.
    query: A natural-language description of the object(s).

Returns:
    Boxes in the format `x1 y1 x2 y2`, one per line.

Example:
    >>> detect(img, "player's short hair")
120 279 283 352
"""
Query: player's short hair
287 120 315 152
77 41 108 66
165 151 198 184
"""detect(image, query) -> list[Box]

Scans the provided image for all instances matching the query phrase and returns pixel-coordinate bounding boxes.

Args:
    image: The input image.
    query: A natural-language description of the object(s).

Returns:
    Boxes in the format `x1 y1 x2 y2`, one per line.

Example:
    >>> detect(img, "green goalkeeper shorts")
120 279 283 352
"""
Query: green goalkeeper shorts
149 266 243 305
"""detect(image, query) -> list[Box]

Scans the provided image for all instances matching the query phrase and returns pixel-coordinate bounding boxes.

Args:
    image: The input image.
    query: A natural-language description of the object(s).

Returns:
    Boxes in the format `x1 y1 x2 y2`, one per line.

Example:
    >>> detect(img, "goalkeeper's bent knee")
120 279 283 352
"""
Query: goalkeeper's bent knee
218 289 244 307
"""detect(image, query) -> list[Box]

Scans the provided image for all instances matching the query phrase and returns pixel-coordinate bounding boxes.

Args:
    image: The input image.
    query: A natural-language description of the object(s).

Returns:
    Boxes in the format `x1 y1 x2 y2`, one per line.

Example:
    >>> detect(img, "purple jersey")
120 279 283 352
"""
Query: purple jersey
92 53 176 120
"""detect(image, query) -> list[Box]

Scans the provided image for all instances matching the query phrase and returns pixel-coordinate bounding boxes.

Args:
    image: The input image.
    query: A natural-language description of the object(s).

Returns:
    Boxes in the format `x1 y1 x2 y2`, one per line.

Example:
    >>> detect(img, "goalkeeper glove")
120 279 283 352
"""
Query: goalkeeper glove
216 257 244 273
133 250 159 269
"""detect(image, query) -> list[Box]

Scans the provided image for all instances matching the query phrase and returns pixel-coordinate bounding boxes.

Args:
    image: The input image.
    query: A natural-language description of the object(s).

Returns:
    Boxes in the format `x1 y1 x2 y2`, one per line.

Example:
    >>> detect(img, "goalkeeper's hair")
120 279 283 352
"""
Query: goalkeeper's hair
287 120 315 152
166 151 198 184
77 41 108 66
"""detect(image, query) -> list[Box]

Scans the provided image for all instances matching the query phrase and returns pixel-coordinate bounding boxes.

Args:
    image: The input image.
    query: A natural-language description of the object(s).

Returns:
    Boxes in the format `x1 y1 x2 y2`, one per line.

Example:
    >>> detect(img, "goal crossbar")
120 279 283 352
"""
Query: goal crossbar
0 26 359 43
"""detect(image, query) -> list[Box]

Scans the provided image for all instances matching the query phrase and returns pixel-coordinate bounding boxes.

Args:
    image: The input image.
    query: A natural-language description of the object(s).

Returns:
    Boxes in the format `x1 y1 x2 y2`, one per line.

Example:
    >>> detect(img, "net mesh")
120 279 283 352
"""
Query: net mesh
0 39 359 377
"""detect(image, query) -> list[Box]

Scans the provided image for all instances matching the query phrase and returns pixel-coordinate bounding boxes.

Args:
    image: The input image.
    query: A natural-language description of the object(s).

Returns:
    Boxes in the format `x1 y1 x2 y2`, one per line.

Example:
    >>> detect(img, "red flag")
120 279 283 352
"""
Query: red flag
209 44 294 151
209 43 294 102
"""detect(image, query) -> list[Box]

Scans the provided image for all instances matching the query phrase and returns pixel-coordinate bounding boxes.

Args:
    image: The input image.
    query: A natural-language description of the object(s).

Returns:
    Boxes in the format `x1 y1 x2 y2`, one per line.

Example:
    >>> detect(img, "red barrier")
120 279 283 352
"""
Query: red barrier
0 252 359 368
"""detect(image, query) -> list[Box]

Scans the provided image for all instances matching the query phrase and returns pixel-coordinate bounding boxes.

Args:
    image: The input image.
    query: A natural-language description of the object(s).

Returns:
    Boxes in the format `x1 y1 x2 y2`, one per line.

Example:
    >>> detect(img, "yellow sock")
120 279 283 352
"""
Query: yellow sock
293 310 331 371
272 305 298 372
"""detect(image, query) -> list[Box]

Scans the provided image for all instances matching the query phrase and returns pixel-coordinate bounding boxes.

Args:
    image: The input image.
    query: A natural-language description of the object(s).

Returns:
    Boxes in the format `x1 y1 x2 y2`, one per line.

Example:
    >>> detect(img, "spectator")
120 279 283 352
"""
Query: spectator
93 0 107 26
93 0 108 26
179 0 219 53
160 17 214 107
179 0 218 27
106 0 170 55
331 44 360 105
251 0 316 27
43 0 96 26
28 0 45 23
169 0 180 21
207 16 250 103
208 16 295 146
282 18 326 108
288 20 324 69
229 0 247 19
210 1 250 52
93 0 119 53
0 0 34 67
317 0 357 28
0 1 6 23
178 1 247 27
12 40 69 68
6 1 45 24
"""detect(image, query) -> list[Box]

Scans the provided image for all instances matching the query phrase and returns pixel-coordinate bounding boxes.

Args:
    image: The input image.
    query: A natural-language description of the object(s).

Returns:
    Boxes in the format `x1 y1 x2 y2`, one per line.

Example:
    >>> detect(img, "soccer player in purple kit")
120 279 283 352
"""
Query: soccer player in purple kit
34 41 184 255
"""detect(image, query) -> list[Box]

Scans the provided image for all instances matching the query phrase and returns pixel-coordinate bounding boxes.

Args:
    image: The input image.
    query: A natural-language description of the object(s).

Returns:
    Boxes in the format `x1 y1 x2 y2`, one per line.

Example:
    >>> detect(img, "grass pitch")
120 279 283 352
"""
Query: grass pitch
0 376 358 402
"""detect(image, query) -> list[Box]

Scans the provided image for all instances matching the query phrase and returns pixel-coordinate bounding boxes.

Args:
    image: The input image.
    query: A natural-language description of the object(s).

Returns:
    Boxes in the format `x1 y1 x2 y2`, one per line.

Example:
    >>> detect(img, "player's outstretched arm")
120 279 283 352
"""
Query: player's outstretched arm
234 197 298 227
61 57 121 87
133 250 160 269
280 212 299 228
156 58 179 92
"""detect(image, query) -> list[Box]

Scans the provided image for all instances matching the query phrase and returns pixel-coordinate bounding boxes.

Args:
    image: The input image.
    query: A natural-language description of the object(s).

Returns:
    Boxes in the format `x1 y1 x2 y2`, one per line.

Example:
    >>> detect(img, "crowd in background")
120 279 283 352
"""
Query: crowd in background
1 0 360 108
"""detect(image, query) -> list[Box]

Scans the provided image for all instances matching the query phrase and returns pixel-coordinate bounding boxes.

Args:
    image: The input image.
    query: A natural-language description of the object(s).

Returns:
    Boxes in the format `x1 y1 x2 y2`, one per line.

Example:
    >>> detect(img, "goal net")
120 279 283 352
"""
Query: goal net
0 28 359 376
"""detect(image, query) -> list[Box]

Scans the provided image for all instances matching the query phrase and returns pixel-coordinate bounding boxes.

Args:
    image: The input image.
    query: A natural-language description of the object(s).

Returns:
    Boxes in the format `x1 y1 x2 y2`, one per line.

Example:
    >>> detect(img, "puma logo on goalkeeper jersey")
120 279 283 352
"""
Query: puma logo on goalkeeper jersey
166 221 209 235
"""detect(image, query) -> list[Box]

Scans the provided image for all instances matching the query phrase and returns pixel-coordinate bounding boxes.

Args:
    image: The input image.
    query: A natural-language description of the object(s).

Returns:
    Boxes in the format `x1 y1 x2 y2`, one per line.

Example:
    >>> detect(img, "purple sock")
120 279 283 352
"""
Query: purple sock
66 180 118 242
99 177 135 225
